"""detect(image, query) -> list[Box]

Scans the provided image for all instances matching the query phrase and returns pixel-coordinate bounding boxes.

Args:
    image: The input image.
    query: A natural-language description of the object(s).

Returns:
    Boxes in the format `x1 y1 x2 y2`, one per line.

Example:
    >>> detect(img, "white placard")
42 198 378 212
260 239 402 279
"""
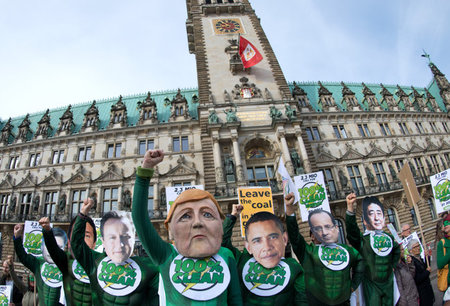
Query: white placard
430 168 450 213
165 185 204 214
0 285 12 305
401 232 425 261
92 218 103 253
23 221 49 257
294 171 330 222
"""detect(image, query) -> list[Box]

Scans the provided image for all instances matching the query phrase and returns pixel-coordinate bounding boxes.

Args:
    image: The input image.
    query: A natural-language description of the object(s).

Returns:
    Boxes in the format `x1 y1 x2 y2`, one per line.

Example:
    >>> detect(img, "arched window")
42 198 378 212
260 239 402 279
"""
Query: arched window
410 208 418 226
427 198 437 220
387 208 399 231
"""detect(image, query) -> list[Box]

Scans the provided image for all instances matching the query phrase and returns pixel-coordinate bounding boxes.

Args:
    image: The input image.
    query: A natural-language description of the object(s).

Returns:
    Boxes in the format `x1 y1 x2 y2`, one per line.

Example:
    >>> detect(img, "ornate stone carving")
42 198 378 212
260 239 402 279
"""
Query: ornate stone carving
0 118 13 144
17 114 31 142
137 92 158 124
58 105 74 133
231 77 262 100
82 101 100 130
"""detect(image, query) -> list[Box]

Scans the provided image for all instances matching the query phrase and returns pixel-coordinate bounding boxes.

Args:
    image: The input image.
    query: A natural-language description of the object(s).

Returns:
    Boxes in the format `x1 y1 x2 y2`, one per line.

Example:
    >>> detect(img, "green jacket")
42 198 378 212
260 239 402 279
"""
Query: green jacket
286 215 364 305
437 238 450 286
132 166 243 306
42 228 92 306
14 236 63 306
222 216 307 305
71 216 159 305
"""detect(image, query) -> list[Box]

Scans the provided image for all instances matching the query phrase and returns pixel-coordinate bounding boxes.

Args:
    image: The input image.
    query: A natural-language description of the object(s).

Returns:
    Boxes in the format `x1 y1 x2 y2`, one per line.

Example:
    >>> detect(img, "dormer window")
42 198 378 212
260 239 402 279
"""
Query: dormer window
109 96 127 127
82 101 99 131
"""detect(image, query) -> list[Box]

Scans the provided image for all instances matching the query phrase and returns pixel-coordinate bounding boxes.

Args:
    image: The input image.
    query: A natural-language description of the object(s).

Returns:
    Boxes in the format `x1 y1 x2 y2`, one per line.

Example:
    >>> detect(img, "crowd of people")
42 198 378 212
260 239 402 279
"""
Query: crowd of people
0 149 448 305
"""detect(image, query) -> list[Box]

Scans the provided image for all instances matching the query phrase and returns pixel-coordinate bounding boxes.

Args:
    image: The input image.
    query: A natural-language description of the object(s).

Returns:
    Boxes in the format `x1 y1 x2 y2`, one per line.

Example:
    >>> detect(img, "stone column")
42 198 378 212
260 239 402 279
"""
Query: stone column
212 135 224 183
231 135 244 182
153 184 159 211
294 125 311 173
276 128 294 176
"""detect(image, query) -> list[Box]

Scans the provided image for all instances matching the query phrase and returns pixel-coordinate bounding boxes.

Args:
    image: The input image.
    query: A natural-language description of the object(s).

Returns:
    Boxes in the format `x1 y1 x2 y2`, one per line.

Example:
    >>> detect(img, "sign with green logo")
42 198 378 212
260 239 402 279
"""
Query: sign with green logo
165 185 204 215
318 245 350 271
242 258 290 296
294 171 330 221
169 254 230 301
92 218 103 253
369 232 393 256
23 221 47 257
430 169 450 213
97 257 142 296
72 260 90 284
0 286 12 306
40 262 63 288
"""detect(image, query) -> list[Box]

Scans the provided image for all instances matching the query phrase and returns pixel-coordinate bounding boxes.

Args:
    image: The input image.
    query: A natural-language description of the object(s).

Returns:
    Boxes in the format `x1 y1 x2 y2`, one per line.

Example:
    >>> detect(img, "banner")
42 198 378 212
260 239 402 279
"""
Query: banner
430 168 450 213
238 187 274 237
92 218 103 253
165 185 204 214
23 220 52 257
0 285 12 305
276 156 299 210
399 163 421 208
294 171 330 222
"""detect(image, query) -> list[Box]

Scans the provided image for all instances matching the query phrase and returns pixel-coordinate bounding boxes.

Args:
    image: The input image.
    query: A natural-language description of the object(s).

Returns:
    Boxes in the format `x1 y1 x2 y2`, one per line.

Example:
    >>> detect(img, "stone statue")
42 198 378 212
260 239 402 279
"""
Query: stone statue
389 165 398 181
123 190 132 209
160 189 166 207
409 162 417 177
208 110 219 124
269 106 282 120
224 107 238 123
290 150 304 174
285 104 296 121
8 196 17 214
224 156 235 175
58 194 66 212
32 196 40 212
365 167 376 185
338 170 348 189
90 193 97 210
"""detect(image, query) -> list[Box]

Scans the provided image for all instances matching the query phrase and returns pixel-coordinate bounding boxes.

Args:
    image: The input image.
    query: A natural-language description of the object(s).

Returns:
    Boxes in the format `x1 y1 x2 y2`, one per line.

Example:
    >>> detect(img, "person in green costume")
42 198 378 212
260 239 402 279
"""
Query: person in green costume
131 149 243 305
39 215 96 306
71 199 160 305
222 203 307 305
438 214 450 305
13 223 66 306
284 192 364 305
346 192 400 306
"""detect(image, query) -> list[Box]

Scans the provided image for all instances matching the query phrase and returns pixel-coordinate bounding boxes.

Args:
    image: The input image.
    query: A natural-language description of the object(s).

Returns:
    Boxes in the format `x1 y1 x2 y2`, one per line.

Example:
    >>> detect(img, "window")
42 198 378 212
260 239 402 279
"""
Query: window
29 153 41 167
173 136 189 152
379 123 392 136
173 182 192 187
373 162 388 188
78 146 92 161
0 194 10 220
44 192 57 216
52 150 64 164
71 190 87 217
107 143 122 158
147 185 154 216
398 122 409 135
347 165 365 195
139 140 155 155
19 193 32 220
410 208 418 226
430 155 441 173
247 166 276 189
333 125 348 139
358 124 371 137
443 122 449 133
335 219 346 244
8 156 20 169
415 122 425 134
430 122 438 133
305 127 320 141
387 208 399 231
427 198 437 220
103 187 118 213
394 159 404 172
414 157 426 177
323 168 337 200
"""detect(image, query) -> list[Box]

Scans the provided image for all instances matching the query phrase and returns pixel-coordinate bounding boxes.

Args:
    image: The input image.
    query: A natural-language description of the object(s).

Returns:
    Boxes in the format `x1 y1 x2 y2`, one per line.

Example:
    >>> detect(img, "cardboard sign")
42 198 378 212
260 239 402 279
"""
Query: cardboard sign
165 185 204 214
430 168 450 213
0 285 12 305
23 220 52 257
401 232 425 261
238 187 274 237
294 171 330 222
92 218 103 253
399 163 421 208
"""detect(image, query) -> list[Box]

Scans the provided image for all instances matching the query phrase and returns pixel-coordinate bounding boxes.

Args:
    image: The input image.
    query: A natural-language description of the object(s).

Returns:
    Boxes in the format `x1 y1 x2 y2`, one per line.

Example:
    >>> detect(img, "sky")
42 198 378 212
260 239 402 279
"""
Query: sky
1 0 449 120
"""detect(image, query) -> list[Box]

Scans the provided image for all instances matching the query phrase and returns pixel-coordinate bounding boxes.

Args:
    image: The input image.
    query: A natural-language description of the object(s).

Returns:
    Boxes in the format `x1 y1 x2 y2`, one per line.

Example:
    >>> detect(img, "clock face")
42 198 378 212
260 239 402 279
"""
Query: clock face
213 18 244 34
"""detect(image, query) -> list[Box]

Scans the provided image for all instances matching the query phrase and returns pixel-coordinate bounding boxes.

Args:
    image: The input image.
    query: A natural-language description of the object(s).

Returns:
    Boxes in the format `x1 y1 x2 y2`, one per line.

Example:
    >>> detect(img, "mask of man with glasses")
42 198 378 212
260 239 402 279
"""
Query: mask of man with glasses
308 209 339 245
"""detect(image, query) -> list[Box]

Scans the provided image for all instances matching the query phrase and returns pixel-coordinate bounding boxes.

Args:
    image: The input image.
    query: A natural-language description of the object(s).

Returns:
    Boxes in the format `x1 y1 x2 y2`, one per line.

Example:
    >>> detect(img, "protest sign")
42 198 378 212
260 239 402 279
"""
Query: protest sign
92 218 103 253
294 171 330 222
401 232 425 260
0 285 12 305
387 223 402 244
23 220 52 257
165 185 204 214
276 156 299 210
238 187 274 237
430 168 450 213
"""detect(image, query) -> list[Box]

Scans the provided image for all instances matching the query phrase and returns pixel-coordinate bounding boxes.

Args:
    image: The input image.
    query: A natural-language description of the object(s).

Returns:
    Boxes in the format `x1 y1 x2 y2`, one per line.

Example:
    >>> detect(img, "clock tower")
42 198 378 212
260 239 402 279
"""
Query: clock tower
185 0 311 207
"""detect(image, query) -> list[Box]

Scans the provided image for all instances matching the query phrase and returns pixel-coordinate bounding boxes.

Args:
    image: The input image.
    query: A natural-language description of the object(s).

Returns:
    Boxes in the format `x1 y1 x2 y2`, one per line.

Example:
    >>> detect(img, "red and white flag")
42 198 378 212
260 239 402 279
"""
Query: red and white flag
239 36 263 68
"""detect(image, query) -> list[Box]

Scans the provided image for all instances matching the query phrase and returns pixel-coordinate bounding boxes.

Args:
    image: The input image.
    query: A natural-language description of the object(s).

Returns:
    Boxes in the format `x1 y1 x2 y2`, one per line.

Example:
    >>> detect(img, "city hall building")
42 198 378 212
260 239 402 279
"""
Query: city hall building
1 0 449 263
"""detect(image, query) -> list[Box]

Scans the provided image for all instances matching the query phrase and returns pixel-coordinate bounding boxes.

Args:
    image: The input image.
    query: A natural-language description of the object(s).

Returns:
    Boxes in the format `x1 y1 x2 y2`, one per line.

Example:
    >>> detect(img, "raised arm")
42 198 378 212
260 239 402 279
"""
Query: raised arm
222 204 243 259
284 192 307 263
132 149 172 264
13 224 39 272
345 193 362 251
40 217 68 274
5 256 28 294
71 198 96 274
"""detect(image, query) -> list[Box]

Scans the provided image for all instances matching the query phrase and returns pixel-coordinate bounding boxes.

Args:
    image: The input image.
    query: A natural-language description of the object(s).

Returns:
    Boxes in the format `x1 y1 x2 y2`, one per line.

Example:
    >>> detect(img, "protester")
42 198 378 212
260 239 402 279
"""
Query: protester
21 274 38 306
71 199 159 305
408 239 434 305
221 204 307 304
40 215 96 306
131 149 242 305
285 193 364 305
394 246 419 306
436 212 449 246
1 255 25 305
437 213 450 305
345 193 400 305
13 224 66 306
400 224 412 239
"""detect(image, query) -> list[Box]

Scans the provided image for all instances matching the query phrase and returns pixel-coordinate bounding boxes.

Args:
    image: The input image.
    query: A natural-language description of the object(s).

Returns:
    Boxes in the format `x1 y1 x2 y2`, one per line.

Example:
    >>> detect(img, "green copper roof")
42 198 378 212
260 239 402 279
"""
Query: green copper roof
0 88 199 143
